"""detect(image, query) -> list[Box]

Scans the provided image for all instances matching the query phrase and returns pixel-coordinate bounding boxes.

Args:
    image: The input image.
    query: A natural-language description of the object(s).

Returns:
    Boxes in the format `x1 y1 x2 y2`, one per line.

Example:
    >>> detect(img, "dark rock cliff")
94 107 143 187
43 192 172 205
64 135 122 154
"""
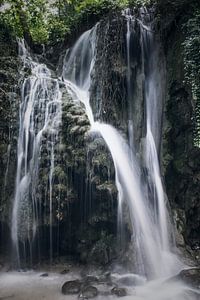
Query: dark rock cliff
160 1 200 262
0 23 21 255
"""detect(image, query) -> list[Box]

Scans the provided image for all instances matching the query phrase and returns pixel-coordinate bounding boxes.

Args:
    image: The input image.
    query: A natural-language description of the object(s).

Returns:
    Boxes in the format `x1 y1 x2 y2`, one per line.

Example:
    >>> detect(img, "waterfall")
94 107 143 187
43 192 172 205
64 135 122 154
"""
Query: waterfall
11 6 184 278
6 8 199 300
123 8 135 152
140 9 171 253
62 11 184 279
11 41 62 266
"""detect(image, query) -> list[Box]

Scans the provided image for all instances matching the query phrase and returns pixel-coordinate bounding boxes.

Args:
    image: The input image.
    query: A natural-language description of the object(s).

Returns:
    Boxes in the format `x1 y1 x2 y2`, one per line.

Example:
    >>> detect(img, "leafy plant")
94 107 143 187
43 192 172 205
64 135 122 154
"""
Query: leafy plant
1 0 49 43
0 0 155 44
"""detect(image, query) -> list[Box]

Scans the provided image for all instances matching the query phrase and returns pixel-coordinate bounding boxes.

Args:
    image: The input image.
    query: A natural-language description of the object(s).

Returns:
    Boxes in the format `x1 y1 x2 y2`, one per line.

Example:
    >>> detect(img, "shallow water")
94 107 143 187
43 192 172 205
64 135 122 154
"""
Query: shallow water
0 270 198 300
0 270 78 300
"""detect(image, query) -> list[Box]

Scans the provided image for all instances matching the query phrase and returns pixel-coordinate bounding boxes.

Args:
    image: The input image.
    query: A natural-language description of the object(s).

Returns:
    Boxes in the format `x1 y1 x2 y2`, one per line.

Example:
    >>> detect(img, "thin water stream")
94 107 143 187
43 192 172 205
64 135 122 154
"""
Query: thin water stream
11 41 62 266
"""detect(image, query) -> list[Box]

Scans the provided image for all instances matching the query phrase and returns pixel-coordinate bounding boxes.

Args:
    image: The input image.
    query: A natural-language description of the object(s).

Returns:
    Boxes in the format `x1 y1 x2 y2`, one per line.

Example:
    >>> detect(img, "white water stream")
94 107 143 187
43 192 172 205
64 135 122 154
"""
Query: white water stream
11 41 62 266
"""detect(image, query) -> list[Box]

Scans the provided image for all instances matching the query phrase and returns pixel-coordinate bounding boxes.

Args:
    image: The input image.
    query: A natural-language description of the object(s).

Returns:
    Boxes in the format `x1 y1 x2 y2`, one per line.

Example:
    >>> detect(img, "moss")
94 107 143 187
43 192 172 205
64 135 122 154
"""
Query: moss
88 232 117 265
53 166 67 181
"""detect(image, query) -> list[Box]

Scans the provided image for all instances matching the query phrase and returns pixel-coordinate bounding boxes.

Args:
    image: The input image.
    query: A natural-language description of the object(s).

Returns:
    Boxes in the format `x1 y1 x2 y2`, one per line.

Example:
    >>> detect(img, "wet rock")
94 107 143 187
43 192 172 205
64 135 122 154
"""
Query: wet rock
98 272 112 283
191 243 200 251
0 27 20 235
60 269 70 275
85 275 99 284
163 22 200 253
114 274 145 286
79 286 98 299
62 280 82 295
40 273 48 277
178 268 200 288
111 287 127 297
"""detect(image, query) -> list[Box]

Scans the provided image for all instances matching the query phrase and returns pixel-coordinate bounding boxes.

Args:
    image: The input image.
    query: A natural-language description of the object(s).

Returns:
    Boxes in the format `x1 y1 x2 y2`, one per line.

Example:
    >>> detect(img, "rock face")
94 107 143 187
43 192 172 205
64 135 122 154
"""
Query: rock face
62 280 99 298
90 11 144 147
90 12 127 128
52 90 119 263
178 268 200 288
0 22 119 264
161 1 200 261
0 22 21 254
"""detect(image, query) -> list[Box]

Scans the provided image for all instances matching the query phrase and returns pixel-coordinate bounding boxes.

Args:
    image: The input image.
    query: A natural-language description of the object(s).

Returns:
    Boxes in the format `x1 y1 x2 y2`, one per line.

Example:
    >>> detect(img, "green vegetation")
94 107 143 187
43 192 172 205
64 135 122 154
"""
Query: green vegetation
183 10 200 147
1 0 50 43
0 0 152 44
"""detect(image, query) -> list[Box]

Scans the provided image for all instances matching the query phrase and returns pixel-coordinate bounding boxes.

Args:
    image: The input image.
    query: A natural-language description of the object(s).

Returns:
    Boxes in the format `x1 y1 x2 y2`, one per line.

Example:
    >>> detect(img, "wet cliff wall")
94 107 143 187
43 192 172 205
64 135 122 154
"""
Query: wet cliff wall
159 0 200 261
0 23 21 255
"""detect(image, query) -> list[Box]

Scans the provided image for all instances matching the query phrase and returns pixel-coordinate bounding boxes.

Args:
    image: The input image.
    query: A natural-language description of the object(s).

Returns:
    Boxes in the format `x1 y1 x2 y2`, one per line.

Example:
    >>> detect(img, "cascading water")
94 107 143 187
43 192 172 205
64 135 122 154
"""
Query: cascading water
123 8 135 152
11 41 62 266
140 7 171 253
62 10 183 279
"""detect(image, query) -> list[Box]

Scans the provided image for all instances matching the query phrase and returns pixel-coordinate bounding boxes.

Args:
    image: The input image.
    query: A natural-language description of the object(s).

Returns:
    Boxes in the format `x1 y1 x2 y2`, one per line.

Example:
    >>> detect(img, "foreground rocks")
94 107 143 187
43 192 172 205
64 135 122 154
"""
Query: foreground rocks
62 280 82 295
111 287 127 297
61 278 127 298
79 286 98 299
178 268 200 289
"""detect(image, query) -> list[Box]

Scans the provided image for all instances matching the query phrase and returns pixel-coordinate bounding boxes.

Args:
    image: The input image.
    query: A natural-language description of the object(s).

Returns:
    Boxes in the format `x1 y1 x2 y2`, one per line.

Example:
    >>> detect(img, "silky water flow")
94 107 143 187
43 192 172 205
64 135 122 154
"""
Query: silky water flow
11 41 62 266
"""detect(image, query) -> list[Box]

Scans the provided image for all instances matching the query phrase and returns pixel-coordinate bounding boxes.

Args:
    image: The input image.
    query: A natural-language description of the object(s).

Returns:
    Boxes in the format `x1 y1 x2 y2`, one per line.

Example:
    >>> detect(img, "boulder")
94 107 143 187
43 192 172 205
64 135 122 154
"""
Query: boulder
79 286 98 299
111 287 127 297
178 268 200 288
61 280 82 295
85 275 99 284
40 273 48 277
